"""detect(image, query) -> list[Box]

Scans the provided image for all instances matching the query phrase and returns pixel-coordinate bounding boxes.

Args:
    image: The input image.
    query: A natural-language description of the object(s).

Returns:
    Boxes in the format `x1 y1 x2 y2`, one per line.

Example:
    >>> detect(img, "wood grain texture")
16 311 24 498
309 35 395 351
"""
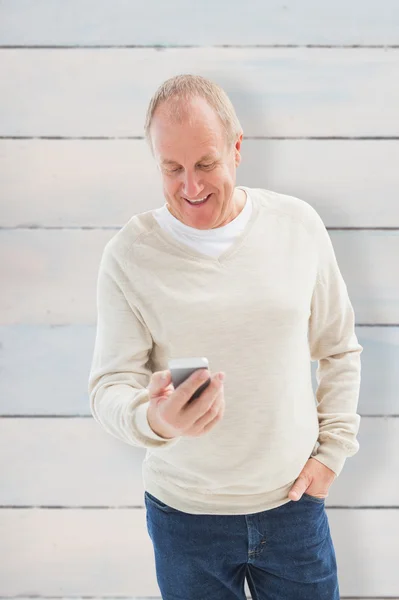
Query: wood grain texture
0 325 397 416
1 229 398 325
1 139 399 228
0 417 397 507
0 508 398 596
1 0 398 45
1 48 399 137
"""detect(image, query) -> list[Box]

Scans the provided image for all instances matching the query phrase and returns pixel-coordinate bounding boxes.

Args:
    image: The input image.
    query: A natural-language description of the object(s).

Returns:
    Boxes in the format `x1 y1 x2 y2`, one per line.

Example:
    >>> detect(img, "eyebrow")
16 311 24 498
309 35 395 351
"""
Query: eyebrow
161 154 216 166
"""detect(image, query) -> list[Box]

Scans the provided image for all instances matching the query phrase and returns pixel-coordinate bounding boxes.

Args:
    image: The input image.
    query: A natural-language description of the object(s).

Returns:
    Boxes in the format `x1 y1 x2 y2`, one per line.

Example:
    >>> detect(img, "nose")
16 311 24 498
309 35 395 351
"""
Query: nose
181 170 204 199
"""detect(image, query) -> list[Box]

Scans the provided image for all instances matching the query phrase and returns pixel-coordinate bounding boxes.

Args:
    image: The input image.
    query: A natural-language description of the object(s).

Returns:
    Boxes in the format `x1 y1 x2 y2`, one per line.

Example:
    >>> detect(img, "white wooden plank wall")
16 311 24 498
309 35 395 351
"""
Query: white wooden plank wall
0 1 398 598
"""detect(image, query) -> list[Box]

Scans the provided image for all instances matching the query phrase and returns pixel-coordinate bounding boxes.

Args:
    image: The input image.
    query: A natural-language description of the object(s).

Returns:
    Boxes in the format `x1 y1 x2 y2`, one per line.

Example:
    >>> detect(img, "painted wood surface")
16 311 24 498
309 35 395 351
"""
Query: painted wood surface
1 0 398 46
1 139 399 228
1 229 398 325
1 48 399 137
0 417 397 507
1 3 398 598
0 508 398 596
0 325 397 416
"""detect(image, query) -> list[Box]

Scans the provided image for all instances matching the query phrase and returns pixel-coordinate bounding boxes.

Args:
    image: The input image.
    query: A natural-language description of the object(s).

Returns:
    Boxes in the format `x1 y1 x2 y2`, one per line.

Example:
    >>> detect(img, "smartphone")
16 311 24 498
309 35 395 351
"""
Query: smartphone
168 357 211 403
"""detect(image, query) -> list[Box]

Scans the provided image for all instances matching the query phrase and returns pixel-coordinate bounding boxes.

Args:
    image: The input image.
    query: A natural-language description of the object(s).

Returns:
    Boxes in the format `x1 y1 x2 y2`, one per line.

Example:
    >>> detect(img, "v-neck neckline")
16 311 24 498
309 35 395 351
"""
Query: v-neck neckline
147 186 261 265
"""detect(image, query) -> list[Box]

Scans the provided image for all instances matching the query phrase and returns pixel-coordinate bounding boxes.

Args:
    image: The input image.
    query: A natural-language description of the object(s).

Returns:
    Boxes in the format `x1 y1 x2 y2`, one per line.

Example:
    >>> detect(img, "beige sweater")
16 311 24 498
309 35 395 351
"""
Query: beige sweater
88 187 362 515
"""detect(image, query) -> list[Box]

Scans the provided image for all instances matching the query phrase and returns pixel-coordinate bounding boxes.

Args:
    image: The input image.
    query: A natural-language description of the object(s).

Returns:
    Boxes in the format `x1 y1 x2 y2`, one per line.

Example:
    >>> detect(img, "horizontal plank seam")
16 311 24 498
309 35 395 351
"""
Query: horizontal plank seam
1 505 398 510
1 414 398 418
354 324 399 327
0 597 394 600
1 136 399 140
1 44 399 49
0 324 396 329
0 597 393 600
1 226 399 231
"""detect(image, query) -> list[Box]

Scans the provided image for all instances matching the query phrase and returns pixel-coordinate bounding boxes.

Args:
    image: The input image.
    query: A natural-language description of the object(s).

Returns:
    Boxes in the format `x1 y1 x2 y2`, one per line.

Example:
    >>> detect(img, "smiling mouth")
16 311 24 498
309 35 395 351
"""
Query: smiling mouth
184 194 211 206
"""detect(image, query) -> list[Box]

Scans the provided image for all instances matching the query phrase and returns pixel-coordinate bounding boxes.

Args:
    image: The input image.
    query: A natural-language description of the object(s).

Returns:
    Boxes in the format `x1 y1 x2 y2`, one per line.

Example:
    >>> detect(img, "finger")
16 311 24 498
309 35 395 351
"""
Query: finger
288 476 309 501
184 375 223 428
147 370 172 397
188 396 224 436
174 368 211 408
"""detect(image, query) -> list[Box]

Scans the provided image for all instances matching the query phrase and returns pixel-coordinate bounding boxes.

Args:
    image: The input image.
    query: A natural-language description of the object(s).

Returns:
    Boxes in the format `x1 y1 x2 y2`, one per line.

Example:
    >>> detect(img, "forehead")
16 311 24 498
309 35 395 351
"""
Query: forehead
151 97 226 161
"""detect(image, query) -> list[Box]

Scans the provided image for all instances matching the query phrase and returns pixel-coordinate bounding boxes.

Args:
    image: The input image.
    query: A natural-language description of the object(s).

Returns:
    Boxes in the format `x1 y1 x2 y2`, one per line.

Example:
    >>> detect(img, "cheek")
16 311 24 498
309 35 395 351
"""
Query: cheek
209 170 227 189
162 176 178 195
217 164 234 184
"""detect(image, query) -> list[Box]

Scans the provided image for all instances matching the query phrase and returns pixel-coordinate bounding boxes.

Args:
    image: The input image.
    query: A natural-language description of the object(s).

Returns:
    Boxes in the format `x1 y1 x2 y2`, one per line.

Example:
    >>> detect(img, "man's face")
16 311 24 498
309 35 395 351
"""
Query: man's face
150 96 243 230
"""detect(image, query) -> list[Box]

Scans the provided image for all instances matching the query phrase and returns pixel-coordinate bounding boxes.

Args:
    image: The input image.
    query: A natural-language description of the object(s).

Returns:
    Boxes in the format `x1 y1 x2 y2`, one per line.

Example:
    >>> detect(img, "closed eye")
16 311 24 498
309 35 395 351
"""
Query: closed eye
166 162 215 173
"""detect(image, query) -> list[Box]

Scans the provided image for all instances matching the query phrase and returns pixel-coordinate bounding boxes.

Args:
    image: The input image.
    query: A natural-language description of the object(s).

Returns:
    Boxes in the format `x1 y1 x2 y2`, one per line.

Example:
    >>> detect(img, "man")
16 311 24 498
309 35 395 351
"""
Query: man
88 74 362 599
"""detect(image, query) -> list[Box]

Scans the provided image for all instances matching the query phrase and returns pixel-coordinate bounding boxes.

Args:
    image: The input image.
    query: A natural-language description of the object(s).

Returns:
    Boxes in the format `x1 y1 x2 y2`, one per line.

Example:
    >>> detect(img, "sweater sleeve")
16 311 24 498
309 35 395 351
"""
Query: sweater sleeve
88 241 182 449
307 211 363 477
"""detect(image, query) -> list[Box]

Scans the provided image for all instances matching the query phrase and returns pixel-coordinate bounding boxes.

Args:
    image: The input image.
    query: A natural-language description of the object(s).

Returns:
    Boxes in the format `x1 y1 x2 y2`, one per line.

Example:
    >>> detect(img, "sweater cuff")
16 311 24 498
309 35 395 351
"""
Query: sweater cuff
310 443 349 477
134 401 182 447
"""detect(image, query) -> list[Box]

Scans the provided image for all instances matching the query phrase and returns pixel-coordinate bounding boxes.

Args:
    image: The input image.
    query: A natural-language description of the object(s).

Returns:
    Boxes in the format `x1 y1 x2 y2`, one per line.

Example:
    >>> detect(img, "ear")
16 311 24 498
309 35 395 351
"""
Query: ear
234 132 243 167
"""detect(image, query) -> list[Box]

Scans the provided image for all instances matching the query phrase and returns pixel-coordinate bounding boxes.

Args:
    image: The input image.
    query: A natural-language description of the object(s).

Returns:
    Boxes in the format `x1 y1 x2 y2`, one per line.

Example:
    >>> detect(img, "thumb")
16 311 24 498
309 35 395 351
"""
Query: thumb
147 370 172 398
288 475 308 501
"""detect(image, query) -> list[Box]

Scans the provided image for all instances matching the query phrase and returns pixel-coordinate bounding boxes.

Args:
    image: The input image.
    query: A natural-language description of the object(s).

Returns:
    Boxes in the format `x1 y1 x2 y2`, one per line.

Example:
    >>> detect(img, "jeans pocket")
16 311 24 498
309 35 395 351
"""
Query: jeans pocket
145 491 181 513
302 492 326 504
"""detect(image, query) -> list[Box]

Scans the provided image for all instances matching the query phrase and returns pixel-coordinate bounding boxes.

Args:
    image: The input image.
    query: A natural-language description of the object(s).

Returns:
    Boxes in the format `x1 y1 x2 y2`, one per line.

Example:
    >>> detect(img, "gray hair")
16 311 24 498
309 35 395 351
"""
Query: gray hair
144 74 242 153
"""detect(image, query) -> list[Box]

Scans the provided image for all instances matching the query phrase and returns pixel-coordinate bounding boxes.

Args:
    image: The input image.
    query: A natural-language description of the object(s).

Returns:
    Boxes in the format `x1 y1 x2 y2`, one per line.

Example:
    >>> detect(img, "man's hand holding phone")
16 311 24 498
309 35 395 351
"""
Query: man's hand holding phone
146 362 225 440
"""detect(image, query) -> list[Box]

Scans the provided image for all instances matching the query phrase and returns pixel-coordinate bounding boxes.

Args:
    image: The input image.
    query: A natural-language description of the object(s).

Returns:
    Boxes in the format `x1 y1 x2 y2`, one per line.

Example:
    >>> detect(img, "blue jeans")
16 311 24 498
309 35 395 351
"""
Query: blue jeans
145 490 340 600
